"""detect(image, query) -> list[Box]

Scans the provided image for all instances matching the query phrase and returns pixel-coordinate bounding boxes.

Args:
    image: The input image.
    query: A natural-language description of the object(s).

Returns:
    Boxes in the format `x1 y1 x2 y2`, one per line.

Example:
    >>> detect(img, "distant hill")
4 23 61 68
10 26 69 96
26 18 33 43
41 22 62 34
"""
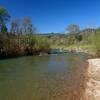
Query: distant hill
37 33 67 37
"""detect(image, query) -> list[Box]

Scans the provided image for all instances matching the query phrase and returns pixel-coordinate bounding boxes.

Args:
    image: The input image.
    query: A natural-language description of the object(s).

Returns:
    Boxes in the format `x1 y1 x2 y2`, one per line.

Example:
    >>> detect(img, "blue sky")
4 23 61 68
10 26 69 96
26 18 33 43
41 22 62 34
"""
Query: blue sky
0 0 100 33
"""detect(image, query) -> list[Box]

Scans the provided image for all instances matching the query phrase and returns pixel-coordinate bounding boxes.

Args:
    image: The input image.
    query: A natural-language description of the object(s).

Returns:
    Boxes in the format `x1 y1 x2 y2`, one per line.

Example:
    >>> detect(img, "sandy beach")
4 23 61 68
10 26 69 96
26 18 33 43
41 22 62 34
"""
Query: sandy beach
83 59 100 100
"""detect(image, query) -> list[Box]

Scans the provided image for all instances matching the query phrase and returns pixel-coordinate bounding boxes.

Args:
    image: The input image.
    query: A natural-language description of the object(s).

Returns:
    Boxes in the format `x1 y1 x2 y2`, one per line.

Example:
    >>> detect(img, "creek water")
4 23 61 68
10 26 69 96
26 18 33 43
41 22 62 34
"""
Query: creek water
0 53 88 100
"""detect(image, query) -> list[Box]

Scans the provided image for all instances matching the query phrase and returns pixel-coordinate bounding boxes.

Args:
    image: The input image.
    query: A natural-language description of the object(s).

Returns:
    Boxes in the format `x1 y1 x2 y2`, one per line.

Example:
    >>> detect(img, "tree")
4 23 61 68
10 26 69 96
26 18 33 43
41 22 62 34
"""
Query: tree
1 25 8 33
22 16 37 34
0 6 10 32
22 16 31 34
67 24 80 34
27 24 37 34
75 34 83 42
10 19 20 35
90 31 100 57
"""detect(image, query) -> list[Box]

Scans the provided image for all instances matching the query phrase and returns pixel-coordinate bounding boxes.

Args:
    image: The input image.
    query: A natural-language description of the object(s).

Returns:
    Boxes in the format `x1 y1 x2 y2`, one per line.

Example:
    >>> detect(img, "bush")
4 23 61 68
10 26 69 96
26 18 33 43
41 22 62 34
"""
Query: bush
90 32 100 57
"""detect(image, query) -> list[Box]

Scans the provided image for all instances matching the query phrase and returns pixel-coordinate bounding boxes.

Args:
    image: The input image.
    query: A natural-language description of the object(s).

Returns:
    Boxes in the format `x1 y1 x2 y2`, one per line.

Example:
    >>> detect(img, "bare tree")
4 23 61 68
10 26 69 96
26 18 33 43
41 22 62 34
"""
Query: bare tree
22 16 31 34
67 24 80 34
22 16 37 34
10 19 20 35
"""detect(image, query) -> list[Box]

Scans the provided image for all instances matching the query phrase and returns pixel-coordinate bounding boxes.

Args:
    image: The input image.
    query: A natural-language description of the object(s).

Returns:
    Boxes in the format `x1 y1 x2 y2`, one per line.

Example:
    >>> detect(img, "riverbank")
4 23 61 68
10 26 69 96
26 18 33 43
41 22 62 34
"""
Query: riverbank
51 44 95 56
83 58 100 100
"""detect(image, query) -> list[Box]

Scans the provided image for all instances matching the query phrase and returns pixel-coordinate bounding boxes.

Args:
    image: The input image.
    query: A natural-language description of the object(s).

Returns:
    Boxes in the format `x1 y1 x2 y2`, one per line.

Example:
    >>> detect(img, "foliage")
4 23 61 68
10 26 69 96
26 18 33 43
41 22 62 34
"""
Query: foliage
0 6 100 58
1 25 8 33
89 32 100 57
75 34 83 42
0 6 10 32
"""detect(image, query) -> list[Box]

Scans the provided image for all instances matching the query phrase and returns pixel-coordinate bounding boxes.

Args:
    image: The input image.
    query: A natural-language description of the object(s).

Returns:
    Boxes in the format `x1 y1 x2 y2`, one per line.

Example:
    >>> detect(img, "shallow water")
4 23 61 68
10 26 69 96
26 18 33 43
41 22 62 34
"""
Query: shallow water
0 53 88 100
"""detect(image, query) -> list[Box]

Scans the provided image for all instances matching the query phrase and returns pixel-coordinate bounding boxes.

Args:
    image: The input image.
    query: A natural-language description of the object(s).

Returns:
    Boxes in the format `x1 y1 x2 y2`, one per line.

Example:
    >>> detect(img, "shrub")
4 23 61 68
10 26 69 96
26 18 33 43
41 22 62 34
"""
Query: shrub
90 32 100 57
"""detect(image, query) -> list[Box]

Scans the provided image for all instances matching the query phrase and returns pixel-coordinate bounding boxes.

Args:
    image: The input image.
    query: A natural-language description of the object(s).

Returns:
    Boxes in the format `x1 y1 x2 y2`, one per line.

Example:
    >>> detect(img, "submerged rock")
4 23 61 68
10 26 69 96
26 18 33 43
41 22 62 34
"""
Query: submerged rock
39 52 49 56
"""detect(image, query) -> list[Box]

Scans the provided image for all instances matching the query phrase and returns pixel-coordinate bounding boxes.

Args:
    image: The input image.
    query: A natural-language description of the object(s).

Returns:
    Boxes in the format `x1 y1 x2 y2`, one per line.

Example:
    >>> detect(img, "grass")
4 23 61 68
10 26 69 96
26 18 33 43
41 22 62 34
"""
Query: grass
51 44 93 50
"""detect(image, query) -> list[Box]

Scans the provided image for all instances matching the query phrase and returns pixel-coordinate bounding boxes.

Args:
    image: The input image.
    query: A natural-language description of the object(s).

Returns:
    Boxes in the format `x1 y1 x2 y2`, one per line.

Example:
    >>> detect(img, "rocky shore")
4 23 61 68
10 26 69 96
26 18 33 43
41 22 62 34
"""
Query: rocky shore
83 59 100 100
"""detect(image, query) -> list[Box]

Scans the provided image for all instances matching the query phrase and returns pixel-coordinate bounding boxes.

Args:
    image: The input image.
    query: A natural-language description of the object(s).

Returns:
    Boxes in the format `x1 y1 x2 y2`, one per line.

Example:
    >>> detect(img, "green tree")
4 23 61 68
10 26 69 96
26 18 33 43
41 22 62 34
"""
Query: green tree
90 32 100 57
1 25 8 33
0 6 10 32
75 34 83 42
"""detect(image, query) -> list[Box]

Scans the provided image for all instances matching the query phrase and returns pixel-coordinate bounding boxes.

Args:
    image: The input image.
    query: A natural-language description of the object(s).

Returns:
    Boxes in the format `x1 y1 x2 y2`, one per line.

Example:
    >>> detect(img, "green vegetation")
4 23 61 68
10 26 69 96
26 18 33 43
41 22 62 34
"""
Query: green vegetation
0 7 50 58
89 30 100 57
0 6 100 58
48 24 100 57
